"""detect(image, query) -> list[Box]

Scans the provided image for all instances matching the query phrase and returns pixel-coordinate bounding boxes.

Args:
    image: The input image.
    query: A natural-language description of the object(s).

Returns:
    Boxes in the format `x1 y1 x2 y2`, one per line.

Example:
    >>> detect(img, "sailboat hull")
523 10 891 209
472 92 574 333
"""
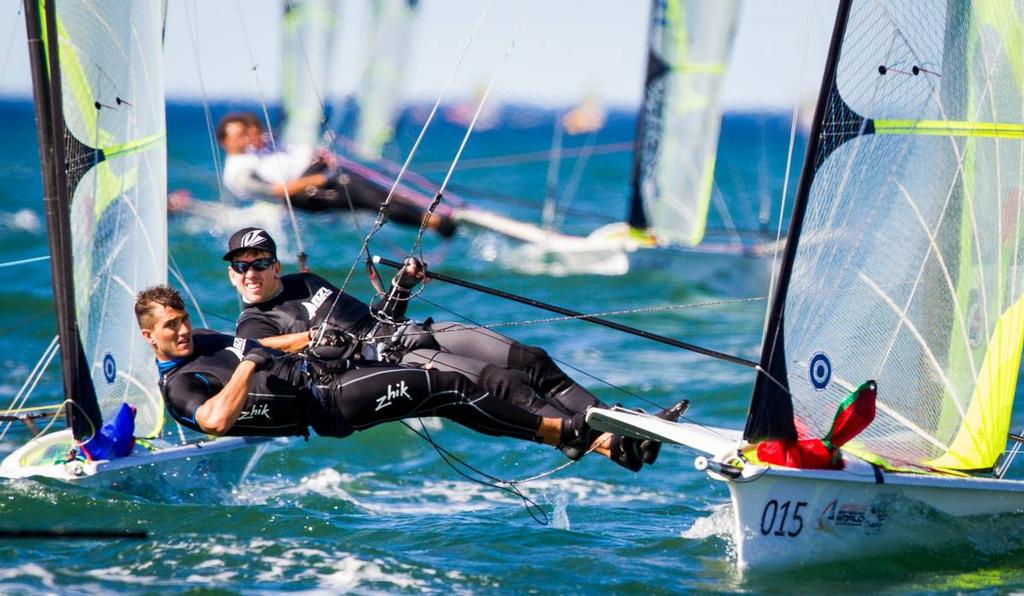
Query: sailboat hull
0 429 288 485
722 460 1024 571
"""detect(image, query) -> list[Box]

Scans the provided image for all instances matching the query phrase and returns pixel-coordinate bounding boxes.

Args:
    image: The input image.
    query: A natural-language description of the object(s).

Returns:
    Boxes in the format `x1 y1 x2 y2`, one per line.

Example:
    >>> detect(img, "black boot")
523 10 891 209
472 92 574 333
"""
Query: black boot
640 399 689 465
609 434 644 472
559 412 600 461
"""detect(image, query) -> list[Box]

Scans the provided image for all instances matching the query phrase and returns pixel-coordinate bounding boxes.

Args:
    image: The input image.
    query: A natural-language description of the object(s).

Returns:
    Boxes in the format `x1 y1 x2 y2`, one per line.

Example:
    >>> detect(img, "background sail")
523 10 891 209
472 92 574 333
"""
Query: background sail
628 0 741 245
773 0 1024 470
351 0 419 160
57 1 168 438
281 0 339 148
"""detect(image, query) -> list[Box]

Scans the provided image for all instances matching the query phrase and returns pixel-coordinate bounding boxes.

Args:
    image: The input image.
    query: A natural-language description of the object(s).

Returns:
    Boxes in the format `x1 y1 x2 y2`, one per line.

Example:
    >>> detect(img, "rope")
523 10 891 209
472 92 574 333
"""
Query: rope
400 419 550 525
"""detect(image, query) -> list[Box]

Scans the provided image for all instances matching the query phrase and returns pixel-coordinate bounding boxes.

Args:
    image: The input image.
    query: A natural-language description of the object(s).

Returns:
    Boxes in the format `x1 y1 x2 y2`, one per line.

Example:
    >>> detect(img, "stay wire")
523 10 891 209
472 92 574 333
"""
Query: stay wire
233 0 308 269
183 0 227 204
407 4 529 260
312 1 493 347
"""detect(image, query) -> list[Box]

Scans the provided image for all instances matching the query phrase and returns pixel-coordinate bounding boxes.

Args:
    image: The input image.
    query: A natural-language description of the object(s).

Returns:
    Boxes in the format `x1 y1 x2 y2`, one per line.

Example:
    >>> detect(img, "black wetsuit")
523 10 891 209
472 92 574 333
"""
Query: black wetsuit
158 329 545 442
235 275 606 419
236 273 374 358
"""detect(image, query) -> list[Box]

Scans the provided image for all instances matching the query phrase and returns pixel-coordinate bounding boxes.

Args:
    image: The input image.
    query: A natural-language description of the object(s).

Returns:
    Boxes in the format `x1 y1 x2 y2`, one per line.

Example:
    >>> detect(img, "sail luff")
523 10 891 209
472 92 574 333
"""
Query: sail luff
743 0 853 443
626 1 664 231
25 0 103 441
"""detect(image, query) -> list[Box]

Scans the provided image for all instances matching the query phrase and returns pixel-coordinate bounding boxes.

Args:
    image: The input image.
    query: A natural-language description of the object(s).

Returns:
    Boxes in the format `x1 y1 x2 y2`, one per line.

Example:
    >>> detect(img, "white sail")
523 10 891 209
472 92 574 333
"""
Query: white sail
630 0 741 246
762 0 1024 471
351 0 419 160
58 1 168 439
281 0 339 149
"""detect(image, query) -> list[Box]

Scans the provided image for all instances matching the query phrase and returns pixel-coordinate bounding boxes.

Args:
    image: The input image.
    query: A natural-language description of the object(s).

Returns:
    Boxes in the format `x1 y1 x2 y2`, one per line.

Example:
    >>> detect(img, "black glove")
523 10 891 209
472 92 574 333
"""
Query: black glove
394 257 427 290
242 346 275 371
392 321 439 353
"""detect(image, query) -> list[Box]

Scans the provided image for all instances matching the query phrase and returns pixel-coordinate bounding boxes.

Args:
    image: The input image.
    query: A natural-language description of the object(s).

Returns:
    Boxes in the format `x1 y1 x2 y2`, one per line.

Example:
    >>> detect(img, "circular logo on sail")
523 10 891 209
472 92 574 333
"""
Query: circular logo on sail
809 352 831 390
103 353 117 384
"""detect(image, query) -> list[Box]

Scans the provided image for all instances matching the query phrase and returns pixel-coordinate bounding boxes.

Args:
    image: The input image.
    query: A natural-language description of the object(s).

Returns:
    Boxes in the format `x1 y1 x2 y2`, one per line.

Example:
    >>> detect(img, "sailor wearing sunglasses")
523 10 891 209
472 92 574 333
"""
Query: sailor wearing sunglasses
222 227 680 471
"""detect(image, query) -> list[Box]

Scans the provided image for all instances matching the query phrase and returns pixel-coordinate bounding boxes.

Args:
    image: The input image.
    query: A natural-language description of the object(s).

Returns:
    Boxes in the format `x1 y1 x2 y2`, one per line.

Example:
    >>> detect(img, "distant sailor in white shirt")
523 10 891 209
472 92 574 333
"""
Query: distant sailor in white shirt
215 112 456 237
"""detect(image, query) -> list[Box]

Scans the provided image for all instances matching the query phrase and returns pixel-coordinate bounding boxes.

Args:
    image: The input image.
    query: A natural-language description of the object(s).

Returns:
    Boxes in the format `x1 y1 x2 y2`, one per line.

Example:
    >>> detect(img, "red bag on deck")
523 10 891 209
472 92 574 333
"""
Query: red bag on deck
756 380 877 469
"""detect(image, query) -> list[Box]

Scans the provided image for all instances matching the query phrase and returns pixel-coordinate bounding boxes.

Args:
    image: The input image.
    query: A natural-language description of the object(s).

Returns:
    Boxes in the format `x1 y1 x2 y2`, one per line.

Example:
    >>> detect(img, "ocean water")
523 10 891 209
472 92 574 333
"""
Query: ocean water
3 97 1024 593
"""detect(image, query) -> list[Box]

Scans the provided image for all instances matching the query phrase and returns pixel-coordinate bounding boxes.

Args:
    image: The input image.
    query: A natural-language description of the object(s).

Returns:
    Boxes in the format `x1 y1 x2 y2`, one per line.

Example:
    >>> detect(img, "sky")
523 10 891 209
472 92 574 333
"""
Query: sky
0 0 838 110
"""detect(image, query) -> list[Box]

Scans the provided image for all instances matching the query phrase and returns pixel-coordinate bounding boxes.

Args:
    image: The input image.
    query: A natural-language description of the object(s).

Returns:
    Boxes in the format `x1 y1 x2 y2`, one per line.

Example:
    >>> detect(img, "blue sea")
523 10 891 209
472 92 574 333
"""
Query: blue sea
2 97 1024 593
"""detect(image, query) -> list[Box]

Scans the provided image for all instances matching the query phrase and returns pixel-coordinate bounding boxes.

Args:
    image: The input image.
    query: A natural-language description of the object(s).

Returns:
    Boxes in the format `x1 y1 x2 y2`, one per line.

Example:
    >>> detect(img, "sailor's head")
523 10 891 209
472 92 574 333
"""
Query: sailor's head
216 112 263 154
224 227 282 304
135 285 193 361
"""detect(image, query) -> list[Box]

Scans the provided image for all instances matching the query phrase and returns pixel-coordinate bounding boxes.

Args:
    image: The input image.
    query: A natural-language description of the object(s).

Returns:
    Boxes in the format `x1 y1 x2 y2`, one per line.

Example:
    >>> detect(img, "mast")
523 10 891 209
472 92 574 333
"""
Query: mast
743 0 853 442
24 0 102 440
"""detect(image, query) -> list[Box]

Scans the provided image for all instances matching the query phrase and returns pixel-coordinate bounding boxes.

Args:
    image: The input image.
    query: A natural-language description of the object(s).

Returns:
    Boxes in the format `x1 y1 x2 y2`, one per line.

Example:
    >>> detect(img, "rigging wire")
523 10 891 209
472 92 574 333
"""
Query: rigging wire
406 6 529 259
0 255 49 269
0 335 58 441
763 0 815 337
413 140 635 172
183 0 227 204
551 125 602 231
314 0 494 345
0 1 22 90
233 0 308 269
168 254 209 329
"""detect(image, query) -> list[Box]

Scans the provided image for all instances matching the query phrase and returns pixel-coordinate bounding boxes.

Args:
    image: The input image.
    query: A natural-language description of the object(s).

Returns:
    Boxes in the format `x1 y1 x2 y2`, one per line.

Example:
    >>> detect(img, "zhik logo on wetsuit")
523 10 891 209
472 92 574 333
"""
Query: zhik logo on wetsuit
375 381 411 411
238 403 271 421
241 230 268 248
302 286 334 319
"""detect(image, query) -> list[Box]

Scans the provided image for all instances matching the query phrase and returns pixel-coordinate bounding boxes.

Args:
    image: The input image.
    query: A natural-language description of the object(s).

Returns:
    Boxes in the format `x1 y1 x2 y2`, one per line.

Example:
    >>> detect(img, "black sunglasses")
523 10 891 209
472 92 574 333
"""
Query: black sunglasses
230 257 277 274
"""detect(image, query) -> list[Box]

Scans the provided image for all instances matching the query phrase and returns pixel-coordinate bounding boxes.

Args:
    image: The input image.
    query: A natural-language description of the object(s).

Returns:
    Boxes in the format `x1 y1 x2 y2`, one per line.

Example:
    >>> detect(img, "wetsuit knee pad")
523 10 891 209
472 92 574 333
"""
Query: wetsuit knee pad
478 364 540 411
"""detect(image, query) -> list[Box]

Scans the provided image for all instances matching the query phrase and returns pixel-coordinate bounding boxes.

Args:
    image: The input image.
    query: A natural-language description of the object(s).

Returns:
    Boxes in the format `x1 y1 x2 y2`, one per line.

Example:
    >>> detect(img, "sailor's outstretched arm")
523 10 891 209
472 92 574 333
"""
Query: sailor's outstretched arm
194 353 267 434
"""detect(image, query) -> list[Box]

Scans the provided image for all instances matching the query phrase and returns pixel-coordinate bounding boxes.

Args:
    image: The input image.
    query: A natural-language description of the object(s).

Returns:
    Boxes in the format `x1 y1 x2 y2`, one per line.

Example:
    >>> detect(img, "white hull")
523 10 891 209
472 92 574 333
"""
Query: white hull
458 210 780 290
719 458 1024 571
586 406 1024 571
0 429 286 485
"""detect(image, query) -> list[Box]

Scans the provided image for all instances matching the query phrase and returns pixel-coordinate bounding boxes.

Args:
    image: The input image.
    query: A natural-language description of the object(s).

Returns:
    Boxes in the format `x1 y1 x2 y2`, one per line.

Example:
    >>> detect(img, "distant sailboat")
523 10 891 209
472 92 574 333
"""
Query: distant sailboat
456 0 780 282
589 0 1024 570
1 0 272 482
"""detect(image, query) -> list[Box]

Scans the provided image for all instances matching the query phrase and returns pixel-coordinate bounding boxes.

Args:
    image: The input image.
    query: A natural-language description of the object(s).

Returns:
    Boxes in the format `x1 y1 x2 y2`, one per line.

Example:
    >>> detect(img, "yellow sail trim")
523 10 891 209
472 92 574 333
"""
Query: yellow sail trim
926 295 1024 470
673 63 727 75
55 15 111 148
874 120 1024 139
90 133 162 220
